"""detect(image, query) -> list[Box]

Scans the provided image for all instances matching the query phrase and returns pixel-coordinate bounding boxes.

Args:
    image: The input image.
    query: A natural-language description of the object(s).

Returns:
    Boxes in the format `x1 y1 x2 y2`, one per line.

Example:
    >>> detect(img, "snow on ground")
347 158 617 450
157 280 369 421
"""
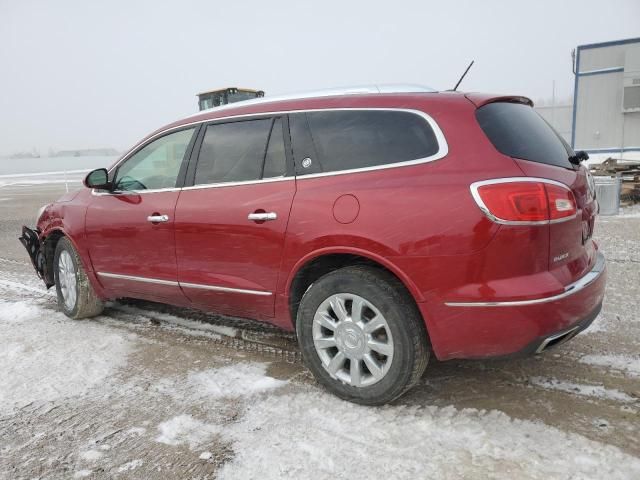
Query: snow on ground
216 389 640 480
187 363 287 398
153 362 287 402
529 377 636 403
156 415 220 450
1 294 639 478
580 354 640 378
117 459 144 472
0 299 135 413
145 362 640 479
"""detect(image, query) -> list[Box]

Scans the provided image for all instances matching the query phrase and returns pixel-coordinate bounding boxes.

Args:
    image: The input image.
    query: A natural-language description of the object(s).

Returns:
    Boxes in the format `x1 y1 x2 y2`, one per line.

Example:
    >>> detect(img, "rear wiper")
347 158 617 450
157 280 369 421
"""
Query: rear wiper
569 150 589 165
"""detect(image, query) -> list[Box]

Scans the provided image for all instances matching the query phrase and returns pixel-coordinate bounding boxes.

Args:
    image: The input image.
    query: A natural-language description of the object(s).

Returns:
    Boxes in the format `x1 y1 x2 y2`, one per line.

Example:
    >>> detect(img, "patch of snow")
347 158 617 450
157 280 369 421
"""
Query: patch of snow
73 470 92 479
155 414 219 450
529 377 635 403
0 300 135 414
199 451 213 460
79 449 104 461
579 354 640 377
118 459 144 472
0 278 53 296
217 391 640 480
188 363 287 399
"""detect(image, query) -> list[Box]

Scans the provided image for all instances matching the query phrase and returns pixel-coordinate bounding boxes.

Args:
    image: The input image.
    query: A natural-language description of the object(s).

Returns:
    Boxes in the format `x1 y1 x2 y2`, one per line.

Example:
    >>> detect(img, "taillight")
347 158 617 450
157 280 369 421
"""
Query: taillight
471 178 577 224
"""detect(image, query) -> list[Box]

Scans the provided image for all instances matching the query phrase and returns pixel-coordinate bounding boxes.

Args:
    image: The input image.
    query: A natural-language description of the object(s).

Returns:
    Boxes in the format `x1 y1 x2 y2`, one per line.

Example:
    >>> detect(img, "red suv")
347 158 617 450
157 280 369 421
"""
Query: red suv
20 86 606 404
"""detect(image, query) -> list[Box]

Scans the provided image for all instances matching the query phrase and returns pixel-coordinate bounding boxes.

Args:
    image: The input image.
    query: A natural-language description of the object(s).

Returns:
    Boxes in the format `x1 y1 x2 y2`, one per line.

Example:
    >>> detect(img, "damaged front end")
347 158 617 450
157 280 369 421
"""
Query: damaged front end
19 226 55 288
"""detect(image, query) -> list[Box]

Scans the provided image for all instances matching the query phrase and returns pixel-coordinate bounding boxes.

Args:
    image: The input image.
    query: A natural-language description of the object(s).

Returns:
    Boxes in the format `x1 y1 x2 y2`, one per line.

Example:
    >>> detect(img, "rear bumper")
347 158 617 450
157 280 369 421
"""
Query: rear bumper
421 251 607 360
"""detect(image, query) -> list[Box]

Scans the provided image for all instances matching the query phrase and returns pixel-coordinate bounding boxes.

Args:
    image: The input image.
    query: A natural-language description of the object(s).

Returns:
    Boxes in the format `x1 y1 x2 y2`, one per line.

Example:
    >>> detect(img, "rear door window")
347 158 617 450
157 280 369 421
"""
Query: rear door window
194 119 272 185
476 102 574 169
262 118 286 178
290 110 440 174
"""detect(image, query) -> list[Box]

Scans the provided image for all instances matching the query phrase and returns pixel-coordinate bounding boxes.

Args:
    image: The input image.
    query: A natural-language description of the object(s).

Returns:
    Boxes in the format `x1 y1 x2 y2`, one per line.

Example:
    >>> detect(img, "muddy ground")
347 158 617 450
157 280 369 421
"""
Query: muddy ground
0 181 638 479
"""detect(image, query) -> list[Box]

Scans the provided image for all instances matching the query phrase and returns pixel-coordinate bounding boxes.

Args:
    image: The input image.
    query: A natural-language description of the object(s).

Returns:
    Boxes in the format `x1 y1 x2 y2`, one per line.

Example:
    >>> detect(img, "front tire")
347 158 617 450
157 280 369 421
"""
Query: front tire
296 266 429 405
53 237 104 319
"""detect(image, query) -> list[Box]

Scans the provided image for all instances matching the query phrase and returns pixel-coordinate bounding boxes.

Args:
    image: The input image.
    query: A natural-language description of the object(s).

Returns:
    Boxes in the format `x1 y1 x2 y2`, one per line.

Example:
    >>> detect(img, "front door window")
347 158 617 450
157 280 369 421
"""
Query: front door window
114 128 196 191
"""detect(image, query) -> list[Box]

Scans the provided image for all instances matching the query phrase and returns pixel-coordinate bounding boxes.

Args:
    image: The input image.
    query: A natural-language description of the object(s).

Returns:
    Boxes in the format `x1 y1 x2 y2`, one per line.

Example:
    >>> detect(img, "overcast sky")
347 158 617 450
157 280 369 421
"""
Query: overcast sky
1 0 638 154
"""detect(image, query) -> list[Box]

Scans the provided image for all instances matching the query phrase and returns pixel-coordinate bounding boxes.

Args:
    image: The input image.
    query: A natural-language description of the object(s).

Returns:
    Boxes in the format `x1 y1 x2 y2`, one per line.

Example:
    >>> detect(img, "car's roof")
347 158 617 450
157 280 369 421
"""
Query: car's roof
135 85 533 151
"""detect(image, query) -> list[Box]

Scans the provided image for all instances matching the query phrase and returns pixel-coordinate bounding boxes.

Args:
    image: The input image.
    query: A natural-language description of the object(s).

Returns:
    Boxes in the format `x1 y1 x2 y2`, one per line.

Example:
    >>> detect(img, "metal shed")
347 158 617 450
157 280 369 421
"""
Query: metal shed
572 37 640 163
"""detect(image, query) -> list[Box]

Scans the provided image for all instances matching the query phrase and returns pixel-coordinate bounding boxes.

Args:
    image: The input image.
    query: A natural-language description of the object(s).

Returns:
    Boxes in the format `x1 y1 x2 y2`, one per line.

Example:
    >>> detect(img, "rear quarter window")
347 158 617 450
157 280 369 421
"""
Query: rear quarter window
476 102 573 169
291 110 440 174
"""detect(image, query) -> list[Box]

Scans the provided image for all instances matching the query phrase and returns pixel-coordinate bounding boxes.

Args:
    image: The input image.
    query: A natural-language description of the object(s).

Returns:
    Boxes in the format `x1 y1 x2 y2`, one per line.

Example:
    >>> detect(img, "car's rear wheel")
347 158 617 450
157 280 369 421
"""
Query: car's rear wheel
296 265 429 405
53 237 104 319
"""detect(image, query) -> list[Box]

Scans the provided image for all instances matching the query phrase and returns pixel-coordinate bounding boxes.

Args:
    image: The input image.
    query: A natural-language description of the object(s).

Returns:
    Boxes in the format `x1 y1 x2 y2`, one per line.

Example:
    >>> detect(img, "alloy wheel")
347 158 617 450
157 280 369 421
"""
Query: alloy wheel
312 293 394 387
58 250 77 310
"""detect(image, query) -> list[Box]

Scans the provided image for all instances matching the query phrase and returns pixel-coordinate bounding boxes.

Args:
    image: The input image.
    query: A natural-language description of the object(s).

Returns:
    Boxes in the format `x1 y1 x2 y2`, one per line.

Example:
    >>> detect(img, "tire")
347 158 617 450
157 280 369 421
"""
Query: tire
53 236 104 319
296 265 429 405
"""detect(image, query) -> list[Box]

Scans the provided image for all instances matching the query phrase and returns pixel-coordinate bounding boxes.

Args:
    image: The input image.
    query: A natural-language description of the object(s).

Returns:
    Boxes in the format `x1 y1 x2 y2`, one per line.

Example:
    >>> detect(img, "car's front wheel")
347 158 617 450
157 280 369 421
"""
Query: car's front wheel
53 237 104 319
296 266 429 405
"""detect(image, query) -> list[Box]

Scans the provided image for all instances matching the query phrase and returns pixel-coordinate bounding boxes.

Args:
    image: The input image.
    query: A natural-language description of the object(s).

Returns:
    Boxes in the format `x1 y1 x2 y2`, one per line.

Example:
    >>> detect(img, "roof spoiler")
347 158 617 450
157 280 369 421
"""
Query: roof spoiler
464 93 534 108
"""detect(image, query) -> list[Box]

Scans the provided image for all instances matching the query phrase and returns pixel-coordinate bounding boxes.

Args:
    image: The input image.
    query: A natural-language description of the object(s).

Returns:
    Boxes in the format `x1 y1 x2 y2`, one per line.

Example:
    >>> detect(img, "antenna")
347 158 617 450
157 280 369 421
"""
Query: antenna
452 60 474 91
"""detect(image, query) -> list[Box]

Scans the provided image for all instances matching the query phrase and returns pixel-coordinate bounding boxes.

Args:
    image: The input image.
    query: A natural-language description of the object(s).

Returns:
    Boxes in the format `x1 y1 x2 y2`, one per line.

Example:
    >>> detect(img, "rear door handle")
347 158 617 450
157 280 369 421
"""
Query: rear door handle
248 212 277 221
147 214 169 223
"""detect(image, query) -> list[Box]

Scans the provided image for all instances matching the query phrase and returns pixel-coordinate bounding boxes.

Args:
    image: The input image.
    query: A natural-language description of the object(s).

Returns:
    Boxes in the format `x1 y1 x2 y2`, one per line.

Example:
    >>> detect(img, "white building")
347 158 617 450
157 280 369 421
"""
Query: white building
572 37 640 162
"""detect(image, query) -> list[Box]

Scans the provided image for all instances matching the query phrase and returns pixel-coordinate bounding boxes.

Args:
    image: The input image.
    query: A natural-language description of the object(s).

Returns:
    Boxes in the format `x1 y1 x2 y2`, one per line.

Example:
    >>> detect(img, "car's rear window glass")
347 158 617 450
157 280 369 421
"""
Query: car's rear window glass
476 102 573 168
301 110 439 173
195 119 272 185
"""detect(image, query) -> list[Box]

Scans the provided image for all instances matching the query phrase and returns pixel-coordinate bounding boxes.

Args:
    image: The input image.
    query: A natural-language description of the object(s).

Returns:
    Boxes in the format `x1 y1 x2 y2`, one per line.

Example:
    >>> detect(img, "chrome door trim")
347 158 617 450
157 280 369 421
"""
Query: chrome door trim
105 107 449 186
180 282 272 296
469 177 578 226
445 252 605 307
97 272 272 296
97 272 179 286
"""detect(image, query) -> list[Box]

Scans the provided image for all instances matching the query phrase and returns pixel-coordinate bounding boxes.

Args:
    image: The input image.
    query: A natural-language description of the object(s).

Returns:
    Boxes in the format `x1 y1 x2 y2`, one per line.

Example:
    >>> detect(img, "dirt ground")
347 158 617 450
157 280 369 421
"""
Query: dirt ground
0 181 639 479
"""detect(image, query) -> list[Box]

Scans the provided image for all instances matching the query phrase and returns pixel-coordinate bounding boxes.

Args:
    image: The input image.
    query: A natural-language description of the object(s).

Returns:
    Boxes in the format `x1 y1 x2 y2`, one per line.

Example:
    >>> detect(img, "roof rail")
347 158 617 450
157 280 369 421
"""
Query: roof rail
186 84 437 118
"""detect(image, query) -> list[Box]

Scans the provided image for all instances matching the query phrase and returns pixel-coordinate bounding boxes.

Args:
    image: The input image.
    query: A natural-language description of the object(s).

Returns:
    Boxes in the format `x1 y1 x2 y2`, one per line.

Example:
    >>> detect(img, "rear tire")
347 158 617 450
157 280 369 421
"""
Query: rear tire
296 265 429 405
53 237 104 319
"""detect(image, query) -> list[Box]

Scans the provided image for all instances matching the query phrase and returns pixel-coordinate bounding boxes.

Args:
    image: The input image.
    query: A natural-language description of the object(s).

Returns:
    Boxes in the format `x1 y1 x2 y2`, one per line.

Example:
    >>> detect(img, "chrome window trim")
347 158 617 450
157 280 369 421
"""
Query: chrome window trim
92 187 181 196
97 272 272 296
181 175 294 191
94 107 448 196
470 177 578 226
445 251 605 307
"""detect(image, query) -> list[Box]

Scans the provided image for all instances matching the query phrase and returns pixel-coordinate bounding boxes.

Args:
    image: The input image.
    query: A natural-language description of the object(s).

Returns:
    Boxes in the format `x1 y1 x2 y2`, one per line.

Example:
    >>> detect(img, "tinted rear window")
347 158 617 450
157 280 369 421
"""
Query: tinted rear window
476 102 573 168
296 110 439 173
195 119 272 185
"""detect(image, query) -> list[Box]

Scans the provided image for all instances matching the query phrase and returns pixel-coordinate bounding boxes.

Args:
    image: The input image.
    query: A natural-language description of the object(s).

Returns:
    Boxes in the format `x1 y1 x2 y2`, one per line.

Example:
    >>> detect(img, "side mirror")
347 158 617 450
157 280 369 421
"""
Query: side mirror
569 150 589 165
84 168 111 190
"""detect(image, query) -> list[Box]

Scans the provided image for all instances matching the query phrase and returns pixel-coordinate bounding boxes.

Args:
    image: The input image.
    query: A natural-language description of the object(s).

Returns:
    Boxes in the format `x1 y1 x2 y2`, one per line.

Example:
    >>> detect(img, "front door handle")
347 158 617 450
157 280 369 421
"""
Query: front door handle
147 214 169 223
248 212 277 222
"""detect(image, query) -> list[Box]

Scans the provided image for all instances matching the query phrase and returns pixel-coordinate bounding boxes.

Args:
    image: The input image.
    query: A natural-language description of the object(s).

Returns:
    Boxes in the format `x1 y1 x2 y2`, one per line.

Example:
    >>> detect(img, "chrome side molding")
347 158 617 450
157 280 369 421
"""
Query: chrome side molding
445 252 605 307
96 272 272 296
